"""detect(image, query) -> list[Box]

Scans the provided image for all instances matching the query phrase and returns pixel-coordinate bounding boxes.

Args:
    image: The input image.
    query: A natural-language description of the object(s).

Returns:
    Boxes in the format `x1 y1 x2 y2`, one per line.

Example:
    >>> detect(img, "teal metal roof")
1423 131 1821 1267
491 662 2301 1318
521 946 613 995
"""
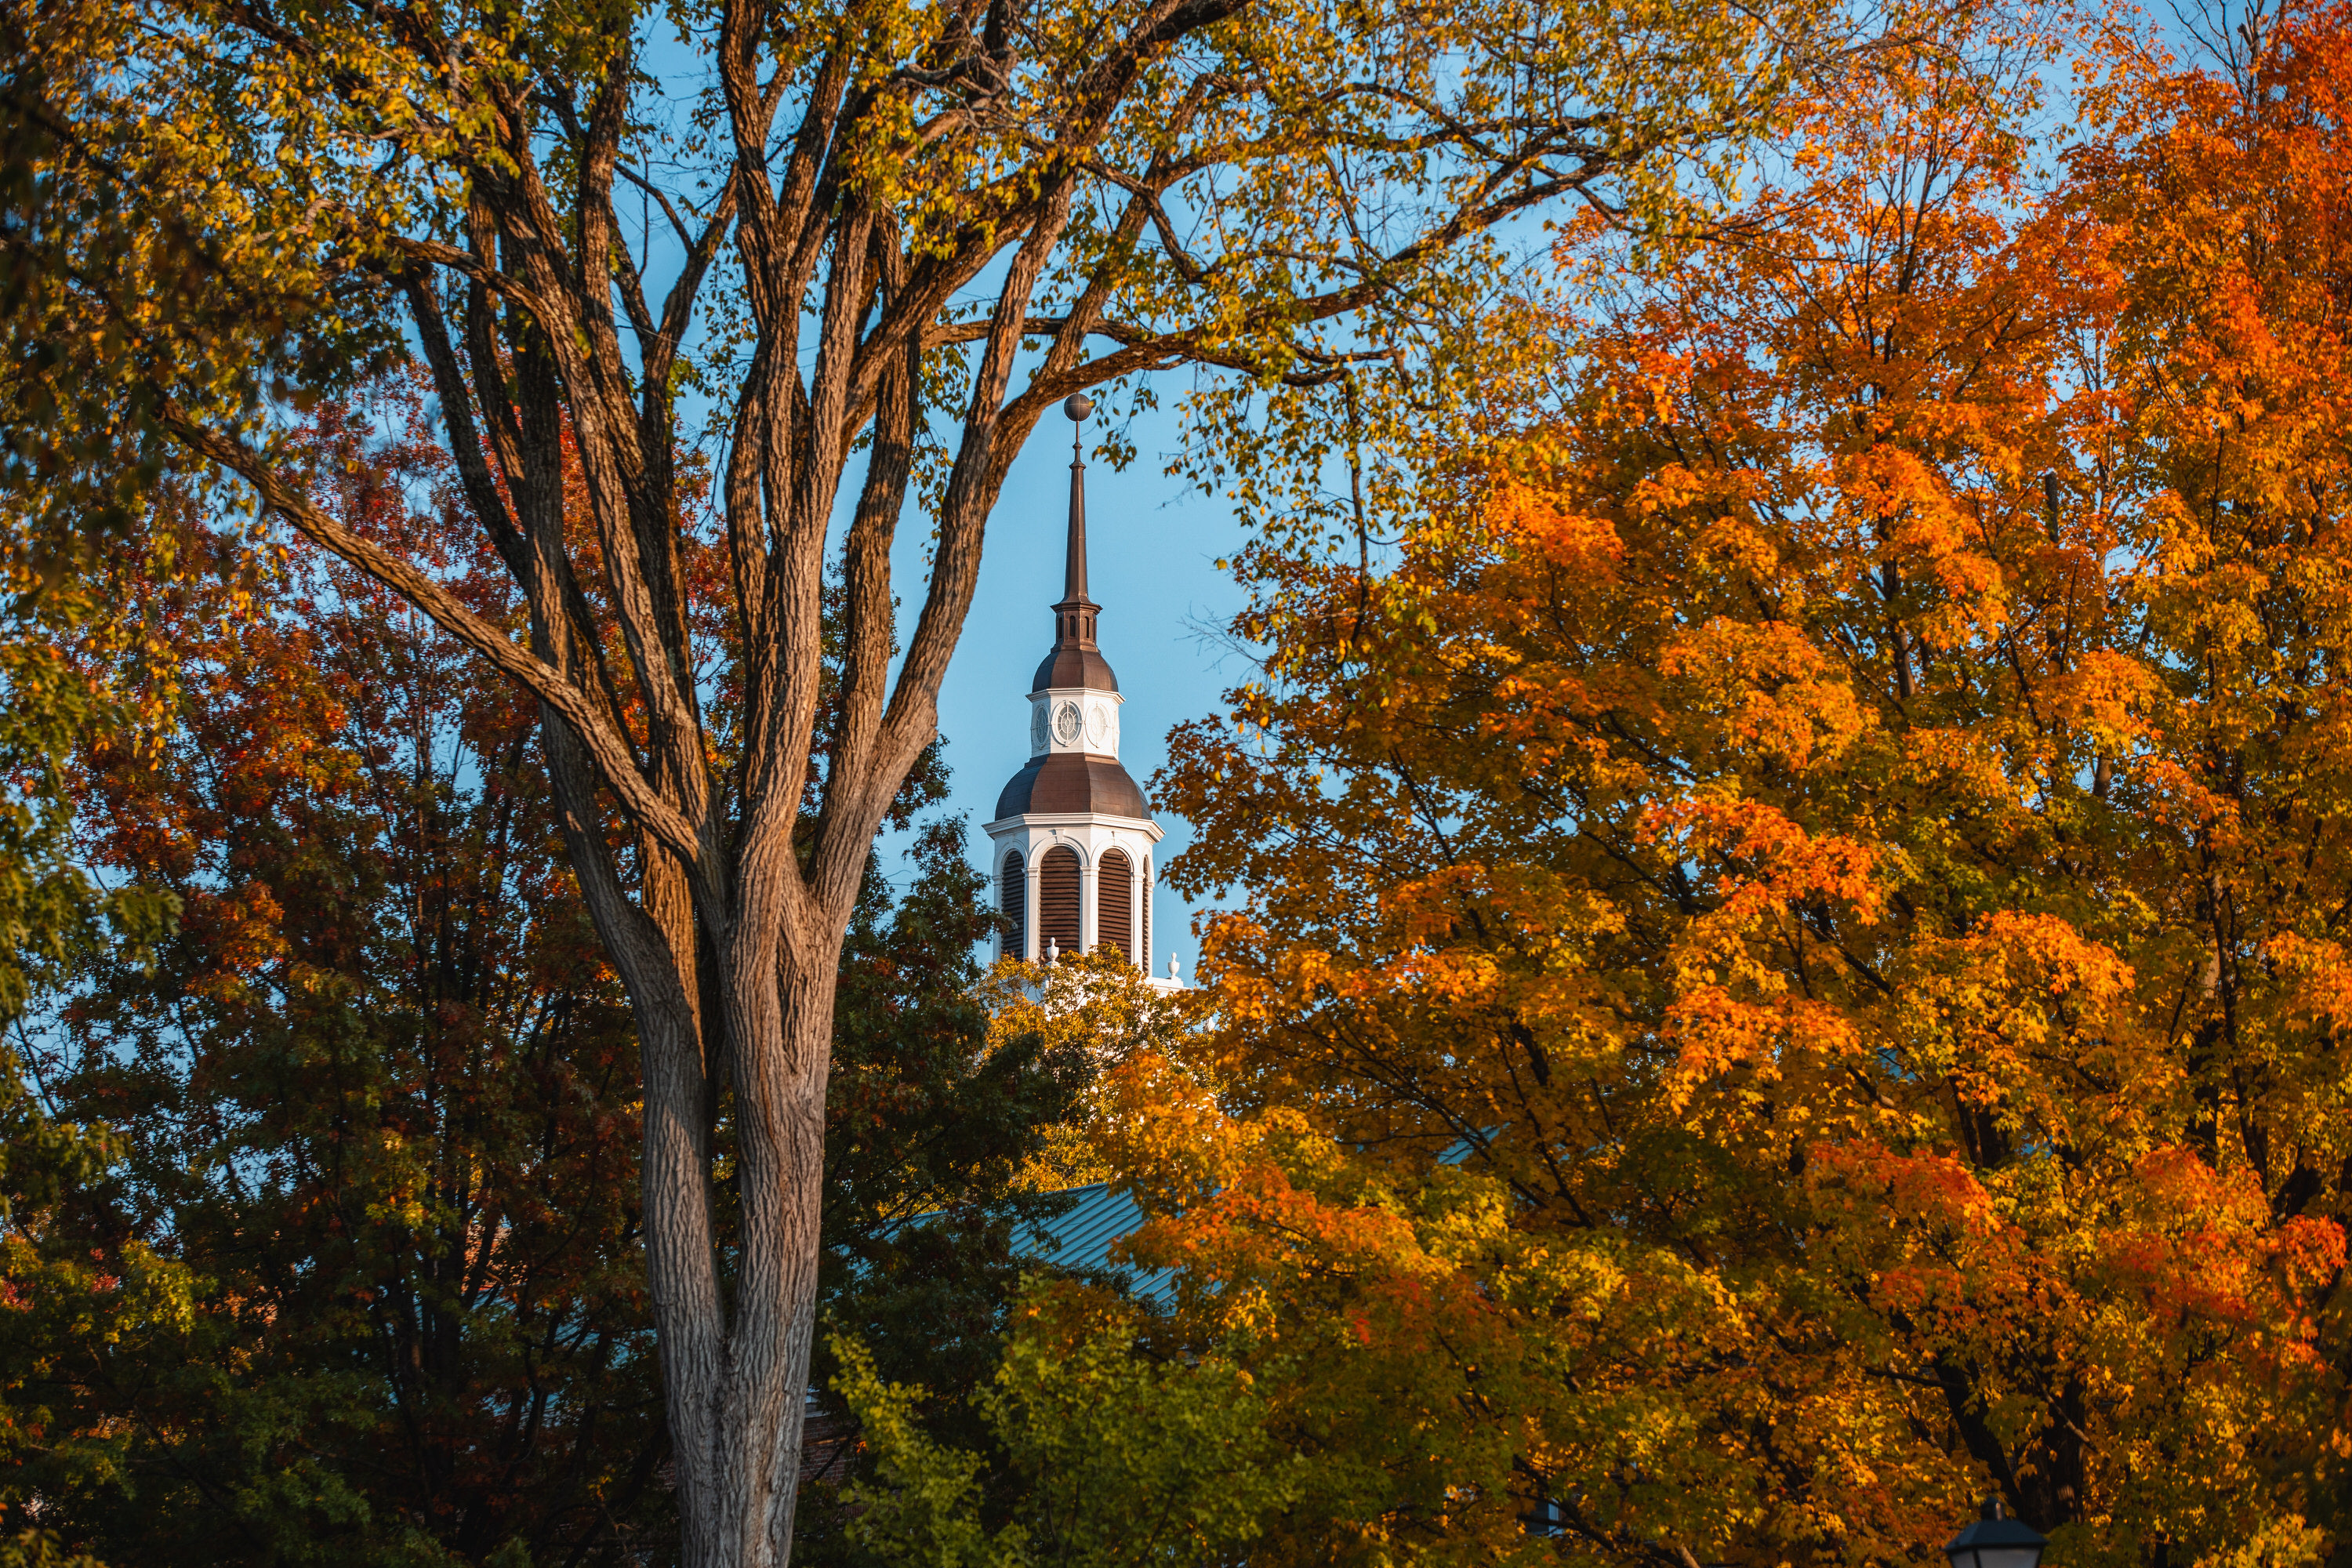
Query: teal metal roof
1011 1181 1179 1305
996 1138 1485 1309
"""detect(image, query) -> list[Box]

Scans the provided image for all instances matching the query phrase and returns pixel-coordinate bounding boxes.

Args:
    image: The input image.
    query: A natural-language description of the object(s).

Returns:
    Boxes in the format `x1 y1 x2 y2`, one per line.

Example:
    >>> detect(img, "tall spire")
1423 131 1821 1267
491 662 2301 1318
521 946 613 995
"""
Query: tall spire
1031 392 1112 695
1064 396 1091 603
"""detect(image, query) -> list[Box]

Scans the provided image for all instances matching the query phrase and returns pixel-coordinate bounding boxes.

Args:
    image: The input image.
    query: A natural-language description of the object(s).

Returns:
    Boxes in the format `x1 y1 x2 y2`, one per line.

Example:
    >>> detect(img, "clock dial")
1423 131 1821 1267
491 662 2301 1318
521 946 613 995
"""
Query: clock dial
1087 704 1109 746
1054 701 1083 744
1030 702 1048 750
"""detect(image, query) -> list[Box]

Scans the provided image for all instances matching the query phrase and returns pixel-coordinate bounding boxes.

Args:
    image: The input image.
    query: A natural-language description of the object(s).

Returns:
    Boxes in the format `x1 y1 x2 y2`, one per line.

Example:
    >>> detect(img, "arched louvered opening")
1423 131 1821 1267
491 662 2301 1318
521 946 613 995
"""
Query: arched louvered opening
1099 848 1134 963
1039 847 1081 957
1000 851 1026 961
1142 858 1152 974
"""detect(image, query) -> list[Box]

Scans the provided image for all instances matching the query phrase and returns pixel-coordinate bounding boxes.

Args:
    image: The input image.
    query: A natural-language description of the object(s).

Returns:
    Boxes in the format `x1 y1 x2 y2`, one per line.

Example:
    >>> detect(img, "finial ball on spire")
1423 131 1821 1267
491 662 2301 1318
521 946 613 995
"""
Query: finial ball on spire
1063 393 1094 423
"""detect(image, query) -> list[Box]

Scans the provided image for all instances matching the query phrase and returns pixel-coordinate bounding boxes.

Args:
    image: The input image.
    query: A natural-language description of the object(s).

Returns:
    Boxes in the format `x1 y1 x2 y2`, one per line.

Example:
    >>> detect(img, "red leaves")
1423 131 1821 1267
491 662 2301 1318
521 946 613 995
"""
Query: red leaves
1651 797 1884 921
2087 1149 2347 1388
176 882 290 1002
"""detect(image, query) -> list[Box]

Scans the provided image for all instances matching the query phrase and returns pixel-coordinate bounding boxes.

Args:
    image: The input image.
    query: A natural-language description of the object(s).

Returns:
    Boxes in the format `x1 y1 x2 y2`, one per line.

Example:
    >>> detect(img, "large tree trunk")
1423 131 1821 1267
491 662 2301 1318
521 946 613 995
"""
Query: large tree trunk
539 728 733 1561
714 939 843 1566
554 811 844 1567
536 688 847 1568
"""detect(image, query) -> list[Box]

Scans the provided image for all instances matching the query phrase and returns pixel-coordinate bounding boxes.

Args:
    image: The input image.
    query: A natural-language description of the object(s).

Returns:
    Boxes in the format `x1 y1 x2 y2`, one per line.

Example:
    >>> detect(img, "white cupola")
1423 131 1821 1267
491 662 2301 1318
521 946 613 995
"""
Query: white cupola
985 394 1176 986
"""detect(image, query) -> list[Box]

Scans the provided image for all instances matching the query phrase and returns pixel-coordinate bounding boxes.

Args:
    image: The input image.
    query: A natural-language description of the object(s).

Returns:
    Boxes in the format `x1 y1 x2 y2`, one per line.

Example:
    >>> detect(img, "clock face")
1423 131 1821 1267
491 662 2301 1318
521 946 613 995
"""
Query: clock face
1054 701 1083 744
1030 702 1048 750
1087 703 1114 748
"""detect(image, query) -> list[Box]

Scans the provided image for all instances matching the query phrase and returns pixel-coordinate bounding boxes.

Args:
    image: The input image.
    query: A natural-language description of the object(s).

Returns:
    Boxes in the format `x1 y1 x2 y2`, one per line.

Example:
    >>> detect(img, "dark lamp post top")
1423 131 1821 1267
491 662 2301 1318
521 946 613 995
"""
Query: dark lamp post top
1944 1497 2049 1568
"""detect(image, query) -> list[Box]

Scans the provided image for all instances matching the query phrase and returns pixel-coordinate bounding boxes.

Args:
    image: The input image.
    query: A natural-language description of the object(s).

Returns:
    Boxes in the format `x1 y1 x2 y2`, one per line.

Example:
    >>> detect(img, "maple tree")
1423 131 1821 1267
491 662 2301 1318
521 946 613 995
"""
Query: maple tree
1114 5 2352 1566
6 0 1858 1554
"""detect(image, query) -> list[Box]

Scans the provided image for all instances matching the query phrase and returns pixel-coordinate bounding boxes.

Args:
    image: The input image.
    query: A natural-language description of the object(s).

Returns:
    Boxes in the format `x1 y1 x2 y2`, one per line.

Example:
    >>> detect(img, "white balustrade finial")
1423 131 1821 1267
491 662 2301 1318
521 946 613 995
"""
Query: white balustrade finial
1167 953 1181 985
1046 937 1059 964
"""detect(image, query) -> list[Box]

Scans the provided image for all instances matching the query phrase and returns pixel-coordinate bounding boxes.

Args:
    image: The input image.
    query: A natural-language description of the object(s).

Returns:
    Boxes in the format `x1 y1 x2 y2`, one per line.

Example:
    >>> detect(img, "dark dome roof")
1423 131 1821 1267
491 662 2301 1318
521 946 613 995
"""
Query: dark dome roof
1031 644 1120 694
994 752 1151 821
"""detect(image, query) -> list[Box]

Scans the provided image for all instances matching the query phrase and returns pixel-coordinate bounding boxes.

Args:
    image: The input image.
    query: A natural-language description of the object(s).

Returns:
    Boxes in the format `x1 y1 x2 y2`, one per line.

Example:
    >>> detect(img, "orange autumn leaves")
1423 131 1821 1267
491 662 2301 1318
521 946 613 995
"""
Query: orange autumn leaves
1127 7 2352 1567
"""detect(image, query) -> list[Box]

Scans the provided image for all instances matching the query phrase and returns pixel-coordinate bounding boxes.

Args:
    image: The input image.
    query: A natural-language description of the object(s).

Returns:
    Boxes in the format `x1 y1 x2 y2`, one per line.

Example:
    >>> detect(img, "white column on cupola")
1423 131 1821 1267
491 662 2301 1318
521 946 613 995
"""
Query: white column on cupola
1022 855 1039 964
982 394 1178 987
1080 844 1097 956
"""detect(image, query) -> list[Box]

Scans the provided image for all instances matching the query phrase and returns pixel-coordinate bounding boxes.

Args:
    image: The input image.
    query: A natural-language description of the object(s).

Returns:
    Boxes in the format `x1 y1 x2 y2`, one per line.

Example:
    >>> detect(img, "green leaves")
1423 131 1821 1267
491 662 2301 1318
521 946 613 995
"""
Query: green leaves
833 1286 1301 1568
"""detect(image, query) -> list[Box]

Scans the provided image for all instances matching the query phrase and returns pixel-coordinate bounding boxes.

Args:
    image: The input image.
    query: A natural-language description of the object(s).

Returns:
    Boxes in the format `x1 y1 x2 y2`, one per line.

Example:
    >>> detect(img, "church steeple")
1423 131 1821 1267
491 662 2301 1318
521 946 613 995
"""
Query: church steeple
1062 402 1091 603
984 393 1174 985
1032 394 1117 696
